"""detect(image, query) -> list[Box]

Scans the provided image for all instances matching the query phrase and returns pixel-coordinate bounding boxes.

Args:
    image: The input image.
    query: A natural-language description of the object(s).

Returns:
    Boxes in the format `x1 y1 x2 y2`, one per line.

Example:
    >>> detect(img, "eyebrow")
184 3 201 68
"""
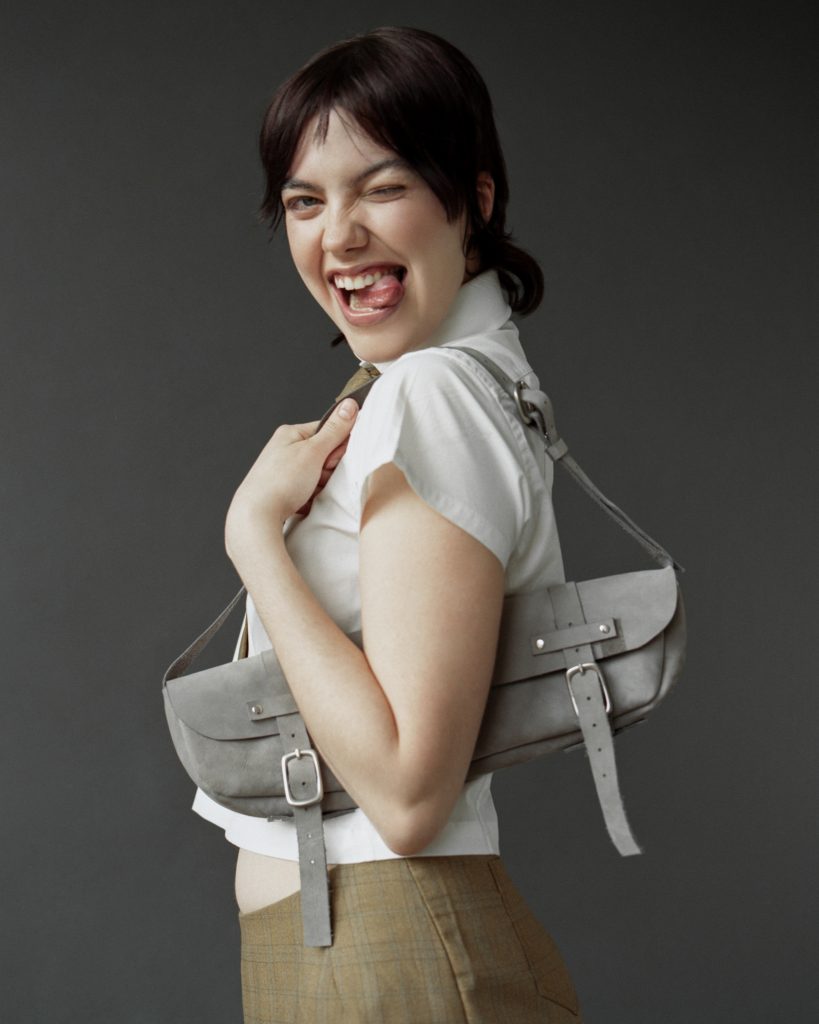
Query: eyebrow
281 157 410 193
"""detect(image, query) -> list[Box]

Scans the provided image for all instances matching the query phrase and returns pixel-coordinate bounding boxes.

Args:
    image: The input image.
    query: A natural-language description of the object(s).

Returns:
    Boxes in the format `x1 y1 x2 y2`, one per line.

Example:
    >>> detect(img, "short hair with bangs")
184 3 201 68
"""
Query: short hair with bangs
259 26 543 316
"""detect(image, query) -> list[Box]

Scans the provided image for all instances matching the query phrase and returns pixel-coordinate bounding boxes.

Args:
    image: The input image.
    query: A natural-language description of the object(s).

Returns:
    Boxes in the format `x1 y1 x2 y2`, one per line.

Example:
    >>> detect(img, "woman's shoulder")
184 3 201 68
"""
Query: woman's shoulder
349 335 542 483
382 344 484 387
342 332 549 571
373 336 531 414
357 351 502 447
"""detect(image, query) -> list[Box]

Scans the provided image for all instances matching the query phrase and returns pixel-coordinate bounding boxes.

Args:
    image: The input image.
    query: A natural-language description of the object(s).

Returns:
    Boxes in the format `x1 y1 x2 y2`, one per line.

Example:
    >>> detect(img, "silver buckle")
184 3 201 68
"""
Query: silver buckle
513 381 547 436
281 747 324 808
565 662 612 716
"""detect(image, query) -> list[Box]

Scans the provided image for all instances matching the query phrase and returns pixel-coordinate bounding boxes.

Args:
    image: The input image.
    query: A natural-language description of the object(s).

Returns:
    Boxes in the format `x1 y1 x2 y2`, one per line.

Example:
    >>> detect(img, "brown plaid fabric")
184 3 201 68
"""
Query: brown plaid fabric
240 855 581 1023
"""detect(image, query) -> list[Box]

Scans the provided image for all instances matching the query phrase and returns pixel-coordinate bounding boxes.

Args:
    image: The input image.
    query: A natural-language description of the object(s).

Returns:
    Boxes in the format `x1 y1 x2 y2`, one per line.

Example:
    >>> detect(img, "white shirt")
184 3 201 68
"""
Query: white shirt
193 270 565 862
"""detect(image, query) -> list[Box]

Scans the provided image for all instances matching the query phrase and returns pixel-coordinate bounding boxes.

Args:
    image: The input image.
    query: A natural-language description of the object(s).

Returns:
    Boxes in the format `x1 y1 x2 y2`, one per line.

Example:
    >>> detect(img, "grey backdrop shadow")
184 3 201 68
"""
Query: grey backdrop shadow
2 2 816 1021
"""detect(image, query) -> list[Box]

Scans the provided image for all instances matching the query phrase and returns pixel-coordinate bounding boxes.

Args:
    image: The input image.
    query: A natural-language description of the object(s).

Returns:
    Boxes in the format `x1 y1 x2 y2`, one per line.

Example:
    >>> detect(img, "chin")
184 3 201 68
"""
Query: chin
344 327 425 365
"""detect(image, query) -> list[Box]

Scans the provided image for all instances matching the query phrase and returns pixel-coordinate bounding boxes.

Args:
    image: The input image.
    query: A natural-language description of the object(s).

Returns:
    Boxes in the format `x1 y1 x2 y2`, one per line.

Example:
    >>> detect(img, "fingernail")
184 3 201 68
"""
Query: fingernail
337 399 357 420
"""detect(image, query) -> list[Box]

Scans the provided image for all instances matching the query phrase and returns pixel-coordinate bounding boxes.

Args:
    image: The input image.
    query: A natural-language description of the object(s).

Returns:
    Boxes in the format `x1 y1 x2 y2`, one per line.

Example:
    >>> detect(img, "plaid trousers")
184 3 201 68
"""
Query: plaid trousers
240 855 581 1023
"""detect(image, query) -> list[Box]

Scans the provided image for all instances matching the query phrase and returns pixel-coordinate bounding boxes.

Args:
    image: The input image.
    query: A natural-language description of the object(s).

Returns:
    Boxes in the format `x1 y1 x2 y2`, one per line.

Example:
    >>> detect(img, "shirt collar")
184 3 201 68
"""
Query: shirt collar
367 270 512 373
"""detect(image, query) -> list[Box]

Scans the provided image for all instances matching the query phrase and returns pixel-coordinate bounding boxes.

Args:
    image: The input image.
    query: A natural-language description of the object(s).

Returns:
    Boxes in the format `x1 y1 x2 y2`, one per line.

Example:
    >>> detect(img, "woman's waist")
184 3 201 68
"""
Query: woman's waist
236 848 336 914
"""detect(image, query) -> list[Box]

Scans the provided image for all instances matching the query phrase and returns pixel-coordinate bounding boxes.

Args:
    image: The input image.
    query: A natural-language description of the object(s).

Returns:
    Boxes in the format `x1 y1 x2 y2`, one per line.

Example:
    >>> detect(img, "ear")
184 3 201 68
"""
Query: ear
476 172 495 224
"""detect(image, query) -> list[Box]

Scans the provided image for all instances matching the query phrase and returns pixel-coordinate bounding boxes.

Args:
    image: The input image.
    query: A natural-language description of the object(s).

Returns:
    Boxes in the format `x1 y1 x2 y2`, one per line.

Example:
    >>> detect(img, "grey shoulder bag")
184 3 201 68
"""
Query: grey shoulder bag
163 346 685 946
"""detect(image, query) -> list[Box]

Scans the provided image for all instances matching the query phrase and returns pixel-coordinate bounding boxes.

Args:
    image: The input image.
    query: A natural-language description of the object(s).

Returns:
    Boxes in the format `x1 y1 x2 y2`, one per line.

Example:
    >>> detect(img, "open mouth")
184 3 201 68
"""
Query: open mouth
330 265 407 313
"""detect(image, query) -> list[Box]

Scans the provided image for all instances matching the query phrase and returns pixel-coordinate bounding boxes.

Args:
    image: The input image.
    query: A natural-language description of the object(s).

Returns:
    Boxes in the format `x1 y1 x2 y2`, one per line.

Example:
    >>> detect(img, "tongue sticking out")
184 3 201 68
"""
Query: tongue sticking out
348 271 405 311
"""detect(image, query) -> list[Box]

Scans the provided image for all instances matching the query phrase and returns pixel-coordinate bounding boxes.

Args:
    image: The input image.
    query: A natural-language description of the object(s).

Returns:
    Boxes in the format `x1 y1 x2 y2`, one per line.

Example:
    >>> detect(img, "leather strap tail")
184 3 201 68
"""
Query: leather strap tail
276 710 333 946
551 583 642 856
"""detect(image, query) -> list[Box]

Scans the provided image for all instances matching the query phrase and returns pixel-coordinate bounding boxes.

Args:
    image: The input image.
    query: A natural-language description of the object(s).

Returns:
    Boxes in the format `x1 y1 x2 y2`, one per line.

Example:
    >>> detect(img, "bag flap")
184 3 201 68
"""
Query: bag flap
165 570 679 736
164 648 299 740
495 565 680 684
576 565 678 644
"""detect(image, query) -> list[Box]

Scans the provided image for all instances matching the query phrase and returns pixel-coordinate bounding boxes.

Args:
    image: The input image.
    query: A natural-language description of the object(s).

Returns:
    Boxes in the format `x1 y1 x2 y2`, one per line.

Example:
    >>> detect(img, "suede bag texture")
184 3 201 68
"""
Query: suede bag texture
164 564 684 818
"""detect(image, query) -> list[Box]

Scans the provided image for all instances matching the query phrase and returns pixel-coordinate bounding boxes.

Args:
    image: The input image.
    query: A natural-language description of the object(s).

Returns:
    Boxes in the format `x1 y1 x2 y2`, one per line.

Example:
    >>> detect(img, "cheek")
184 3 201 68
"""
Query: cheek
286 226 323 294
285 223 307 269
407 208 466 280
430 223 469 288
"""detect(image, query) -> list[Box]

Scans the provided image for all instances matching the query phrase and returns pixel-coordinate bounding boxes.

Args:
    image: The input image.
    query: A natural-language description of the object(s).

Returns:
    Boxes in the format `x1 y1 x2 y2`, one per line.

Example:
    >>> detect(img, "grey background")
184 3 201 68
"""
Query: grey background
2 1 816 1021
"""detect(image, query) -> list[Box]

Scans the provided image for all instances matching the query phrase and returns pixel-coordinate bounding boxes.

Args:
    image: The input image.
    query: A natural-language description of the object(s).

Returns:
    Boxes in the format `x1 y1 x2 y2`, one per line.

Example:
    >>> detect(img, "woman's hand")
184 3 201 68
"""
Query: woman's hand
225 398 359 563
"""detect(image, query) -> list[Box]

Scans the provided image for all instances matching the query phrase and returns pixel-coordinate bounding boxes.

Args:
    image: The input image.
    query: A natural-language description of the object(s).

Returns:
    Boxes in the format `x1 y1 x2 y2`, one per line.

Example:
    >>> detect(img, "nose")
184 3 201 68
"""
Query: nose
321 201 367 255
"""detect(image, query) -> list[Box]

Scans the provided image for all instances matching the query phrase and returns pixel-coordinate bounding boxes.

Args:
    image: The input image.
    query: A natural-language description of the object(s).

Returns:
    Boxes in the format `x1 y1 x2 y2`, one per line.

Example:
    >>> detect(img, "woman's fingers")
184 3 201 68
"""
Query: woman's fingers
227 400 360 545
324 440 349 471
309 399 359 457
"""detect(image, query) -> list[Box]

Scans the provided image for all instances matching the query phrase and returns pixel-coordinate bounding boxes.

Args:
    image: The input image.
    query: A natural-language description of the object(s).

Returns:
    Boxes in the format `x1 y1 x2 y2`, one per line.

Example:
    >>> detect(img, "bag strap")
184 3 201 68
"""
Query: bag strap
448 344 686 855
165 347 682 682
163 584 247 685
163 379 383 687
448 345 684 573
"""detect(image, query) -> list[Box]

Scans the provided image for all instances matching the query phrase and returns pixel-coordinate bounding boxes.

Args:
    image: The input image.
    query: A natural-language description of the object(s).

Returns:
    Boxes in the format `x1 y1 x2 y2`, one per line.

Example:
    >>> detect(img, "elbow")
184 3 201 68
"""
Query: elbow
359 758 465 855
384 830 430 859
377 803 446 857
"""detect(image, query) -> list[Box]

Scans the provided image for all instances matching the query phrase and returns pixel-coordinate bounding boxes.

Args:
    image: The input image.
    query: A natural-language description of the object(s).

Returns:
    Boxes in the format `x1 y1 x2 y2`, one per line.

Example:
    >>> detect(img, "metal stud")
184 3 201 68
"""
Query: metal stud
535 638 545 650
250 704 263 715
599 624 610 634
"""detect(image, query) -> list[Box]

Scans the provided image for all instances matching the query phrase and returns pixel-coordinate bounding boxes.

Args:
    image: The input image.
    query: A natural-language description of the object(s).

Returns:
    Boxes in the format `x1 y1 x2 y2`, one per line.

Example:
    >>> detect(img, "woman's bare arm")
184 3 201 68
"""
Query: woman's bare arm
225 401 504 854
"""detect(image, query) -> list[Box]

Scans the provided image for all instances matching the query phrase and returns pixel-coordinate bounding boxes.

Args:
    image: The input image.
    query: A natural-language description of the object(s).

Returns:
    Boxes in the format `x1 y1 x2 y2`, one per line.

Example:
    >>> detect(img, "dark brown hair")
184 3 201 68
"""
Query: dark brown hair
259 26 543 316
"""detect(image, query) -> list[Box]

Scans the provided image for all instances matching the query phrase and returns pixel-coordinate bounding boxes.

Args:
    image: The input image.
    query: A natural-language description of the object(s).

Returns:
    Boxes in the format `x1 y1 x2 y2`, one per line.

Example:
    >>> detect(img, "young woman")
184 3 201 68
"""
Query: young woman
193 26 581 1023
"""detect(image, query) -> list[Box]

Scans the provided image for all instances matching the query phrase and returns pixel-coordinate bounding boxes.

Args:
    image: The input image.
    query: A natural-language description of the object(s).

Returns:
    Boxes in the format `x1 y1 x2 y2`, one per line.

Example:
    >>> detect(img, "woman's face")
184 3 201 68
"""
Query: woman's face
282 109 470 364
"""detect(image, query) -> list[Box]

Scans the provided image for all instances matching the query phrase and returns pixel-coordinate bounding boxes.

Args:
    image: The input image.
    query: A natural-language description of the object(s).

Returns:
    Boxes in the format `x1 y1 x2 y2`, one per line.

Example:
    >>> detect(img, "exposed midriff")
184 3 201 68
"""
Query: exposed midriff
235 848 337 913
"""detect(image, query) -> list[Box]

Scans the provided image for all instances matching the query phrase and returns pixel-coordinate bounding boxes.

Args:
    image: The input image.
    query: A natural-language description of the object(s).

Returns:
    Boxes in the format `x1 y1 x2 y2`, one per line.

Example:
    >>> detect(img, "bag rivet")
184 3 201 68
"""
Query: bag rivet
250 704 263 715
535 638 545 649
599 624 610 634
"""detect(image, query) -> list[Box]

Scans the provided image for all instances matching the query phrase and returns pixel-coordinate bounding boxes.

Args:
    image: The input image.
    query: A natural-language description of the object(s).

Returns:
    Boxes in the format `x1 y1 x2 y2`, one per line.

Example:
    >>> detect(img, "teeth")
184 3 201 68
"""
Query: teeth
333 269 388 291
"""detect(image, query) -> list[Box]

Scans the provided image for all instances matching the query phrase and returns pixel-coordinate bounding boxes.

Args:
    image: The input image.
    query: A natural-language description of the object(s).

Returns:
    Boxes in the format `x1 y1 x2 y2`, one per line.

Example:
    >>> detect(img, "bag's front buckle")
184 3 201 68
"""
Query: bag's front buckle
281 747 324 808
566 662 612 716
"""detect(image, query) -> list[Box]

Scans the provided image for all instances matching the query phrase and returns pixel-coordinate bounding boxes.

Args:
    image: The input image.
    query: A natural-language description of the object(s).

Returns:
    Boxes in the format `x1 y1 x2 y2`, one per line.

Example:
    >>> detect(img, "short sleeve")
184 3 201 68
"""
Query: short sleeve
346 349 533 567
